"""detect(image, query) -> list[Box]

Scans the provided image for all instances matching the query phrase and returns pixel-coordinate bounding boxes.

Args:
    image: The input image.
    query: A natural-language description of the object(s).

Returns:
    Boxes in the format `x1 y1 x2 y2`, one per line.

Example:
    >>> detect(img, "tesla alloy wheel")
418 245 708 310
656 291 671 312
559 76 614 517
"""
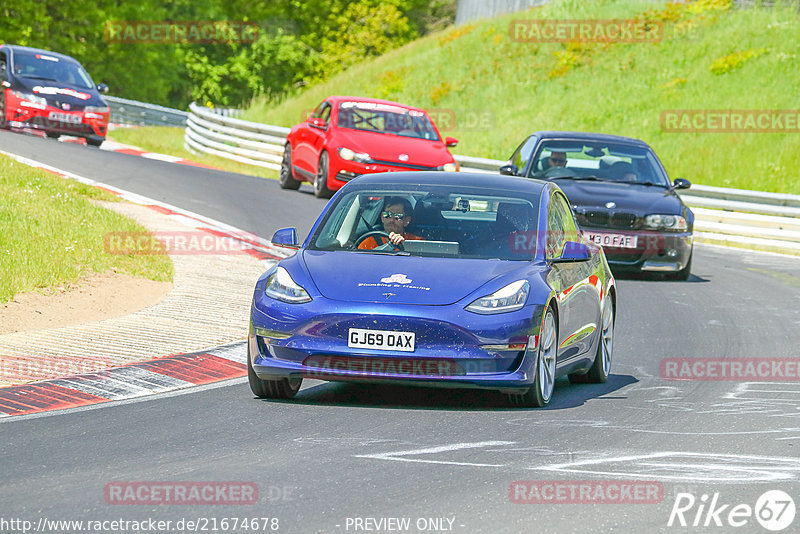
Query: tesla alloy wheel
509 307 557 408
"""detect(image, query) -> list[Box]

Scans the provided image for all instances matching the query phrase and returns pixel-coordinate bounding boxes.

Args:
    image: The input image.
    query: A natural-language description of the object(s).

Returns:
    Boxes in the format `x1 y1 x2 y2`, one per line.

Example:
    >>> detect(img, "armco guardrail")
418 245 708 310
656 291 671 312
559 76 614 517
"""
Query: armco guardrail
184 102 289 170
182 104 799 255
105 96 188 127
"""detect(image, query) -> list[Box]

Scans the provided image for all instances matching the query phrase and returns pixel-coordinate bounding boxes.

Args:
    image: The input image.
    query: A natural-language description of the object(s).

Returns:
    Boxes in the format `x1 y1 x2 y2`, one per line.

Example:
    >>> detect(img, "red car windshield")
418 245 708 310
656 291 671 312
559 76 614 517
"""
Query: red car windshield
337 102 440 141
13 51 95 89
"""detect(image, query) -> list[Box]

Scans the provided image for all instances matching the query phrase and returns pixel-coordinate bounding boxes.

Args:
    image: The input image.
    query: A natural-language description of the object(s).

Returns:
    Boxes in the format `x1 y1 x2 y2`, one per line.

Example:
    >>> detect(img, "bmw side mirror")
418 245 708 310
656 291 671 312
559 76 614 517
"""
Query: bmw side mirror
445 136 459 147
673 178 691 190
551 241 590 262
271 227 299 249
499 164 518 176
97 83 109 94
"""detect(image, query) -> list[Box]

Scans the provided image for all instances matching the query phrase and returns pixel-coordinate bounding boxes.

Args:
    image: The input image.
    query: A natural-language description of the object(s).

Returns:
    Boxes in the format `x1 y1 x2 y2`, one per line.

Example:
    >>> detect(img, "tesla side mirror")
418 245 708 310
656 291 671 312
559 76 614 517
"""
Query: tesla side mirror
499 164 519 176
97 83 109 94
271 227 299 249
551 241 590 262
445 136 458 147
308 117 326 129
673 178 691 190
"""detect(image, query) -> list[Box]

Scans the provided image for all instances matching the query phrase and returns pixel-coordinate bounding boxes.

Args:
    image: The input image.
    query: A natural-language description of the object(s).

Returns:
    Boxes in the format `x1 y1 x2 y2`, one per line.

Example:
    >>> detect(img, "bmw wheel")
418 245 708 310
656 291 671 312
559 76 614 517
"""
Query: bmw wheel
279 143 301 190
314 151 334 199
509 307 557 407
665 251 692 281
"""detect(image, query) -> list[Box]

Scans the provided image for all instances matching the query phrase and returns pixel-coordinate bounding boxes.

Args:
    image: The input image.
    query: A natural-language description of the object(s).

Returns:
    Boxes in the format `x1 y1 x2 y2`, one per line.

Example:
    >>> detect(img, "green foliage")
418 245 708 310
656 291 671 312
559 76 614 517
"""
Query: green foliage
0 0 454 108
245 0 800 194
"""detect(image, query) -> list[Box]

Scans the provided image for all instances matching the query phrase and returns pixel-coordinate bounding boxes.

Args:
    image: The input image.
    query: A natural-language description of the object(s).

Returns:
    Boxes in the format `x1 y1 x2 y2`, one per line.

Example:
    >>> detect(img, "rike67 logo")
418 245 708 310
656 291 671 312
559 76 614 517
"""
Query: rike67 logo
668 490 795 531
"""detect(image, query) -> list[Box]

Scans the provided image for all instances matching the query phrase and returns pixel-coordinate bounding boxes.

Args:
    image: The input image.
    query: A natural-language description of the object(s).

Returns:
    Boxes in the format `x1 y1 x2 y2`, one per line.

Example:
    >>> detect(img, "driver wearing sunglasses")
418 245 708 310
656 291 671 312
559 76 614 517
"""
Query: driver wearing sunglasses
358 196 422 250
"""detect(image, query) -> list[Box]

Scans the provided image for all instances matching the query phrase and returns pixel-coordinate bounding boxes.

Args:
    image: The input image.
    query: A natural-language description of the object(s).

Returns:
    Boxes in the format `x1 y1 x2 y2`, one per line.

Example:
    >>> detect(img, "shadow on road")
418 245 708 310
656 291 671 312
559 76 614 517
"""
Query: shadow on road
257 373 638 411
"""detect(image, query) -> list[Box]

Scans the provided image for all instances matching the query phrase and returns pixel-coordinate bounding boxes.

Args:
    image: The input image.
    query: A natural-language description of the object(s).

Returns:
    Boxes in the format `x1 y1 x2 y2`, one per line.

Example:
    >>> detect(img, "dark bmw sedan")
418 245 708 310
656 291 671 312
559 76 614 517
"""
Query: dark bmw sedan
500 131 693 280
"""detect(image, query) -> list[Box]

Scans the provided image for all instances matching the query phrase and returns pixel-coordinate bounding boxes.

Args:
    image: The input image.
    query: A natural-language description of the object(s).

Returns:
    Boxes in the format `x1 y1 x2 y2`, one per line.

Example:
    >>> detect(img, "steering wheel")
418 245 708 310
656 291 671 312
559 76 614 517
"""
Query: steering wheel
352 230 404 251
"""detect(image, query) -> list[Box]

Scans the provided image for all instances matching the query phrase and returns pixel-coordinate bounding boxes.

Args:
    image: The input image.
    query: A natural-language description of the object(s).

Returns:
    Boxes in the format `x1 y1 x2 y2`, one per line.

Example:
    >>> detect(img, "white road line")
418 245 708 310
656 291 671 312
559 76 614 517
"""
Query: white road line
533 451 800 482
354 441 516 467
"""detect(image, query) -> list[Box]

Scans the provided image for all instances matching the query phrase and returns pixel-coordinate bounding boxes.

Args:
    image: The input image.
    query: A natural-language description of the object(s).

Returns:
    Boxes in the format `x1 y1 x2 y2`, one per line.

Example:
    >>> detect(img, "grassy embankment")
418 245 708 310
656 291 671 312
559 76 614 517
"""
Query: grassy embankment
114 0 800 194
0 155 173 303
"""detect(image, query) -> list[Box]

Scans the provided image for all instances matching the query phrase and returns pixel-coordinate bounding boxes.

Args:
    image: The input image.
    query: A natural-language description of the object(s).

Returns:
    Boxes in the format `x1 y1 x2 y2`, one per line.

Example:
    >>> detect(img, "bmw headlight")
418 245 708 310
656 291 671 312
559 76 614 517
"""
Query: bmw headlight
466 280 529 314
338 147 372 163
12 90 46 106
265 267 311 304
441 162 458 172
643 214 688 232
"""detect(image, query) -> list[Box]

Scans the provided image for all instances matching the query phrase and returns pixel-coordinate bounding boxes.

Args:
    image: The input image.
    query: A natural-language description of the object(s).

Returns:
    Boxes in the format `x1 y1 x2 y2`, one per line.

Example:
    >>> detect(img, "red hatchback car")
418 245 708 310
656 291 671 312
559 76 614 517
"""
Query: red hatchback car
280 96 459 198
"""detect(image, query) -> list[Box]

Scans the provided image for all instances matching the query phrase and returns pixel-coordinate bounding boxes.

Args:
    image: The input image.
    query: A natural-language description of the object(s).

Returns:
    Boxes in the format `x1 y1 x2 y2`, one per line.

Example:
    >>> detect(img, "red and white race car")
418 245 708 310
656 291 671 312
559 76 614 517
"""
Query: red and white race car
0 44 110 146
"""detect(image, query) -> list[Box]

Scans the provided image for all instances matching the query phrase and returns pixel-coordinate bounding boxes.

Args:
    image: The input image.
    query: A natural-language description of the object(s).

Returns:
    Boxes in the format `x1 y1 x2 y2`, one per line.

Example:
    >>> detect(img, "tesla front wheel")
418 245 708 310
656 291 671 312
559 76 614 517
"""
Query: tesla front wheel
248 356 302 399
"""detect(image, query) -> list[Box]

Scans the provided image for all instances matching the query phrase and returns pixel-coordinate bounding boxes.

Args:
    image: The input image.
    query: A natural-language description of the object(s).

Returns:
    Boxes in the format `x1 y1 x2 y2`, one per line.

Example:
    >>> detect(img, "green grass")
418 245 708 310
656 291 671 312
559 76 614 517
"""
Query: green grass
108 126 278 179
241 0 800 194
0 155 174 303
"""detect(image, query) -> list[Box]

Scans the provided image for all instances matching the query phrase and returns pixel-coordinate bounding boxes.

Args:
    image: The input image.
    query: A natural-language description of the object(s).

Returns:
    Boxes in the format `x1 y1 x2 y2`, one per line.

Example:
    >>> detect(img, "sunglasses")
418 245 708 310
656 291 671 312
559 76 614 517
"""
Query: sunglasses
381 211 407 220
550 157 566 164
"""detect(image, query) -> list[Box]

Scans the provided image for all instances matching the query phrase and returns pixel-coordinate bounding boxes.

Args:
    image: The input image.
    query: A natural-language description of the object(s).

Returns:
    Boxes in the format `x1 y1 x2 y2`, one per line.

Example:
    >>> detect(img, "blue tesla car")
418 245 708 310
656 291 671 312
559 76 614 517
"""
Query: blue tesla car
249 172 616 407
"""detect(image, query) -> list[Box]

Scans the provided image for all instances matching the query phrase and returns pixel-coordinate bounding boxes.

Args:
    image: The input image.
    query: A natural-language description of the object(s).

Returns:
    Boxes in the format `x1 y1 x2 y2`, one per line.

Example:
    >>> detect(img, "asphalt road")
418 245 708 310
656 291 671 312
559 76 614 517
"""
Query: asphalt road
2 131 800 534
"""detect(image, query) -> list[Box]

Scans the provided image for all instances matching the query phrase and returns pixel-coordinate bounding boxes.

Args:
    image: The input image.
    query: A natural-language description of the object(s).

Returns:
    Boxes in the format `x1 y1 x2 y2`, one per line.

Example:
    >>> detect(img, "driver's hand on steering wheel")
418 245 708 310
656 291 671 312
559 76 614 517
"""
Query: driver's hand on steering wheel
388 232 405 245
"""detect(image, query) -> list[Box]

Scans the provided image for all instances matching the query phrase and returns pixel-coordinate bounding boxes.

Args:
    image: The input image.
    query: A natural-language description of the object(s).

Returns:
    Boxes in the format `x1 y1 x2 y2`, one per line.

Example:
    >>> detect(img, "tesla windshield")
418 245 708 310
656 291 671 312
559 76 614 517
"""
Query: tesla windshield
309 187 540 260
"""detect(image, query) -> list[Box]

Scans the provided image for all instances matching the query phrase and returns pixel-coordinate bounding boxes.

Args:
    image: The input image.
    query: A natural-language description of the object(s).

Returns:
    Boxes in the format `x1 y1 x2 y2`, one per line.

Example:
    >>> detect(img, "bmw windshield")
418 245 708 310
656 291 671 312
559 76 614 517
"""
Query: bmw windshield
529 141 670 187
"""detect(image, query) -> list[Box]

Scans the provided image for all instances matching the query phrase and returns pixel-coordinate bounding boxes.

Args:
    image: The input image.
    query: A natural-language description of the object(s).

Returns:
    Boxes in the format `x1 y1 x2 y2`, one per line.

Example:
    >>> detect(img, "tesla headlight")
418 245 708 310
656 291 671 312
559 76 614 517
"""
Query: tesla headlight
643 214 688 232
12 90 46 106
441 162 458 172
265 267 311 304
465 280 529 315
338 147 371 163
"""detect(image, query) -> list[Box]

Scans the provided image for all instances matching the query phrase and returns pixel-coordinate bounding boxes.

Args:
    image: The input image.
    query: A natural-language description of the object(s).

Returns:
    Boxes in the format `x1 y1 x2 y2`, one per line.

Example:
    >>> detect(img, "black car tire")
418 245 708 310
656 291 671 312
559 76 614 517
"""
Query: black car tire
279 143 301 190
509 307 557 408
665 251 692 281
86 137 104 148
45 132 60 139
569 295 613 384
248 354 302 399
314 151 334 199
